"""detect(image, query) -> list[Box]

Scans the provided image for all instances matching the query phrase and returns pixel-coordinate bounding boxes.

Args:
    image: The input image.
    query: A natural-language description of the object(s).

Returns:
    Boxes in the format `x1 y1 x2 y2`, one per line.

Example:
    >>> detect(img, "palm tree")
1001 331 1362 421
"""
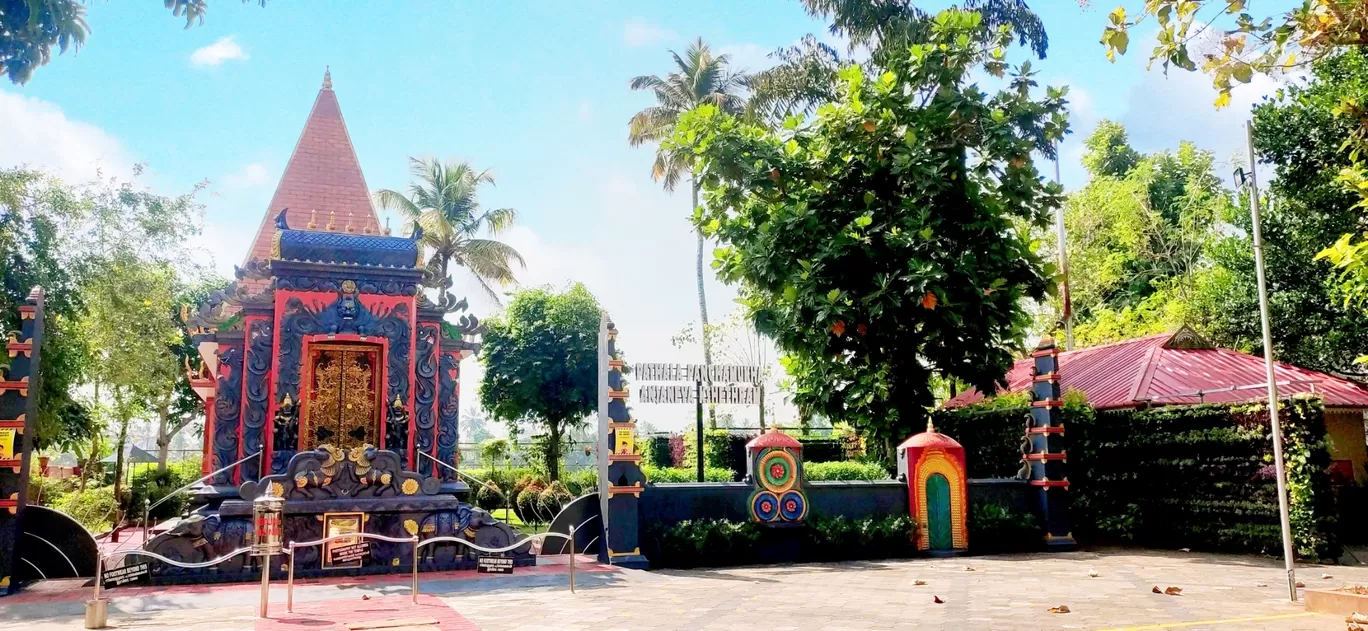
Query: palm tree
628 38 748 404
375 157 525 303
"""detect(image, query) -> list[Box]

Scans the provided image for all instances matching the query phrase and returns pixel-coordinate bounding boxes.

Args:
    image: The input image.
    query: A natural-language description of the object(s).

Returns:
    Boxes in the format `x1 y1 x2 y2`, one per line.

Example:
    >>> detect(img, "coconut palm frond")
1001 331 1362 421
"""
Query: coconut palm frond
479 207 518 235
465 238 525 270
373 188 423 219
628 106 679 146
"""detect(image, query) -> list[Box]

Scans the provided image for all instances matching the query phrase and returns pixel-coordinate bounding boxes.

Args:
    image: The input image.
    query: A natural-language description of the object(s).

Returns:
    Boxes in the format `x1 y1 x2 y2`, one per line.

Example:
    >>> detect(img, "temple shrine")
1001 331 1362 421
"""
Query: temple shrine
145 71 532 581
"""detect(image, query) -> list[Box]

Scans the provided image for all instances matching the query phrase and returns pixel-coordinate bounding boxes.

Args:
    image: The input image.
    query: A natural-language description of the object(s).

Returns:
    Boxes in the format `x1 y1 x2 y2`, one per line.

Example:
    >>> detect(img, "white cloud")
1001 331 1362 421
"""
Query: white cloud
623 18 672 48
0 89 132 182
190 36 249 67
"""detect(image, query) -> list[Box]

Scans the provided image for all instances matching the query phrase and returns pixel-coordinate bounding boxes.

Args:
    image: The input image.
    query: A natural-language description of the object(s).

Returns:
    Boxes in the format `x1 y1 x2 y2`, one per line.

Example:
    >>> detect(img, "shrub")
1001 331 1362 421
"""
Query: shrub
28 475 75 507
968 502 1042 554
563 469 598 496
642 465 734 483
516 486 546 523
130 466 193 521
53 485 118 533
668 434 686 467
538 481 574 517
652 518 762 569
804 461 889 481
645 435 673 468
474 482 504 512
803 515 917 561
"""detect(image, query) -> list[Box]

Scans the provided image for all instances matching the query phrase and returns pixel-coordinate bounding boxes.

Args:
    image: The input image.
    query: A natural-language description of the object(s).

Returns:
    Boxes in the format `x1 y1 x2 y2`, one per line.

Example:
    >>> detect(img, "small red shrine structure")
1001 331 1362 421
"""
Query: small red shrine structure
897 424 968 553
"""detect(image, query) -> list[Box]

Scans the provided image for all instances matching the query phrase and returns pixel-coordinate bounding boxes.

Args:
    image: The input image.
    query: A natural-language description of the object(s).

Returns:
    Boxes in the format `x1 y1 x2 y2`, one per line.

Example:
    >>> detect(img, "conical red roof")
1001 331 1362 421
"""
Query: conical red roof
242 70 381 267
898 431 962 450
747 427 802 450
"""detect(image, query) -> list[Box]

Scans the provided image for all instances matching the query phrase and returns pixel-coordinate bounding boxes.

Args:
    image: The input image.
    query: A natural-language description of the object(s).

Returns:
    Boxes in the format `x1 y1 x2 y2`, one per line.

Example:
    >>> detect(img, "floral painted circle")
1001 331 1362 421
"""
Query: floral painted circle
757 449 798 493
750 490 780 522
779 490 807 522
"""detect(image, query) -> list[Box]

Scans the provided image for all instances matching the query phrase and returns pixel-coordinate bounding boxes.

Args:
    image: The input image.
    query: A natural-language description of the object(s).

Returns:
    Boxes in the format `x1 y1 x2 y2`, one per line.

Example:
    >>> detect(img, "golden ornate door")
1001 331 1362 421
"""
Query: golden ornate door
301 344 382 451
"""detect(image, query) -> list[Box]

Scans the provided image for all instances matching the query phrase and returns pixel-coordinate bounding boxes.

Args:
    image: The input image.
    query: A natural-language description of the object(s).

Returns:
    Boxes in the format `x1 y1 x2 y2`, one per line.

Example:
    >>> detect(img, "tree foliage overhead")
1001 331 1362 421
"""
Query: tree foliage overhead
1098 0 1366 106
0 0 266 85
746 0 1047 124
670 10 1067 447
477 284 602 481
1044 121 1236 347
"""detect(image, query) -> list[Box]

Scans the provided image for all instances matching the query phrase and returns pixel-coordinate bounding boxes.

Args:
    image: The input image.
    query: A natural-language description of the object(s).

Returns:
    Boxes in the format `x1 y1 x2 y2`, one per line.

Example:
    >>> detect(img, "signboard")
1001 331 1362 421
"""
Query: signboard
637 385 759 405
327 541 370 566
614 425 635 455
0 428 13 459
476 554 514 574
103 562 150 589
322 512 365 568
632 363 759 384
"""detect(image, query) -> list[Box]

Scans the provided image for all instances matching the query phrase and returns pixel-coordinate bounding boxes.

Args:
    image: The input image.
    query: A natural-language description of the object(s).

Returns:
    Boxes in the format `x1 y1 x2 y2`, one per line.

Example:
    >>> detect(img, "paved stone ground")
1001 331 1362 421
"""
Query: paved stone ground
4 549 1367 630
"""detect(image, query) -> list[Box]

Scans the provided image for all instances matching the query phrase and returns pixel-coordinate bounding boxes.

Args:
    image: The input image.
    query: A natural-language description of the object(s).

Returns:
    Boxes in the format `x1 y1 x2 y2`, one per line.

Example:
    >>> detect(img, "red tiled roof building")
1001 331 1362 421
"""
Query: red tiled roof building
943 326 1368 483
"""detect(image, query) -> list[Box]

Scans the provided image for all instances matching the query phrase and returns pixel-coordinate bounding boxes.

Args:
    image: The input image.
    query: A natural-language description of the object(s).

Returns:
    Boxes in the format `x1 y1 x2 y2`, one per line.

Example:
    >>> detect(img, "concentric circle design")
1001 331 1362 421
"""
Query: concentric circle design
779 490 807 522
757 449 798 493
751 490 780 522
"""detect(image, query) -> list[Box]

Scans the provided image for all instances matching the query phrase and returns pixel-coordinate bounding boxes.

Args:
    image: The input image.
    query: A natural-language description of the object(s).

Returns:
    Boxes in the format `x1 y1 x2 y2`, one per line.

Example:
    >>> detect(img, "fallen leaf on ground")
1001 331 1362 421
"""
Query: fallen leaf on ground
964 566 975 572
1164 586 1183 596
1087 569 1099 577
933 595 944 604
1296 581 1306 588
361 595 371 600
1255 583 1267 587
913 580 927 586
1322 573 1333 579
1152 586 1162 594
1048 605 1071 614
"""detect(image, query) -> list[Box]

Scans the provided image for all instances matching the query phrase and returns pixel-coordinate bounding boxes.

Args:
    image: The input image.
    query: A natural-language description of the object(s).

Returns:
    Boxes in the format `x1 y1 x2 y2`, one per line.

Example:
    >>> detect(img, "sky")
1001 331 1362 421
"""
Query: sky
0 0 1285 436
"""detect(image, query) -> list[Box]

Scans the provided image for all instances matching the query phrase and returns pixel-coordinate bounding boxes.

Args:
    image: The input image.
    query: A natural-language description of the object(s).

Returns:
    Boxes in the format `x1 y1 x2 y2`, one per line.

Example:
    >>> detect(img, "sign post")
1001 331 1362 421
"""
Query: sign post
695 380 704 482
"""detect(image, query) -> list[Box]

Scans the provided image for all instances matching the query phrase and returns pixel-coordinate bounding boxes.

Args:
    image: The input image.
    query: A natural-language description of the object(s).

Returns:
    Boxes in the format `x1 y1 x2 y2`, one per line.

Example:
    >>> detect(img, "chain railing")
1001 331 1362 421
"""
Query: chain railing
284 532 420 612
86 546 255 629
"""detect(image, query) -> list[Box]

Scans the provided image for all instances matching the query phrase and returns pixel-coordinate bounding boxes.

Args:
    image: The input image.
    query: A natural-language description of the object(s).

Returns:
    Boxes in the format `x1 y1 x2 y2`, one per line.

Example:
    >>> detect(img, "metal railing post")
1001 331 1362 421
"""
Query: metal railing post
410 536 419 604
84 554 107 629
286 544 295 613
258 553 271 619
568 524 576 594
142 499 150 546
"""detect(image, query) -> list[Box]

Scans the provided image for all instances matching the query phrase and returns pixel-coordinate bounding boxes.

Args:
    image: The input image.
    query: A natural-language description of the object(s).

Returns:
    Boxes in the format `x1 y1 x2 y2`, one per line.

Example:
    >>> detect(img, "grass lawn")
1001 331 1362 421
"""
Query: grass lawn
491 508 546 535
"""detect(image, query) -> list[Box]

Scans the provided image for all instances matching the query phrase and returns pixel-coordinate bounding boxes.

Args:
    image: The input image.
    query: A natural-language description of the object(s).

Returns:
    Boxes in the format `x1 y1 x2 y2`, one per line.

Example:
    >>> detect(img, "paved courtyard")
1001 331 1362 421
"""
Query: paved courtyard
2 548 1365 630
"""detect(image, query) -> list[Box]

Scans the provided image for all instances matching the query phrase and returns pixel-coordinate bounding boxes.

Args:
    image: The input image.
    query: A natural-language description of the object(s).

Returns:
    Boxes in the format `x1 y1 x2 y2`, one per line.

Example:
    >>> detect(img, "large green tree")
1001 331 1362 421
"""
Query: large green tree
670 9 1067 456
0 168 94 451
374 157 524 303
1 0 266 85
747 0 1048 124
1208 49 1368 379
628 37 748 419
1043 121 1236 346
477 284 602 481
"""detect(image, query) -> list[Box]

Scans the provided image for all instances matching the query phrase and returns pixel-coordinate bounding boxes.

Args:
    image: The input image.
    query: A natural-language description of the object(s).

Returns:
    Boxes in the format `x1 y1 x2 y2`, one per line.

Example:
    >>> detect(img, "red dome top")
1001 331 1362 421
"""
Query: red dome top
747 428 802 450
898 431 962 450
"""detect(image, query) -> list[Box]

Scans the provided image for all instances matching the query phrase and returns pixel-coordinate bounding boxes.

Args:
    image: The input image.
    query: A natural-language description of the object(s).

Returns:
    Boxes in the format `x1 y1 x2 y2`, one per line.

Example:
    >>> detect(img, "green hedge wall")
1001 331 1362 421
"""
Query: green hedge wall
934 396 1341 560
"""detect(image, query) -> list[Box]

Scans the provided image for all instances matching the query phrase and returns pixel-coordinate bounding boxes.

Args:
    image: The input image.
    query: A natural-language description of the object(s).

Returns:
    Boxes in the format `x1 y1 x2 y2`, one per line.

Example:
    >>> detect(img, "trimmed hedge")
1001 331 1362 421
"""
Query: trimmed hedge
804 461 889 481
644 514 917 569
643 465 735 483
936 396 1340 560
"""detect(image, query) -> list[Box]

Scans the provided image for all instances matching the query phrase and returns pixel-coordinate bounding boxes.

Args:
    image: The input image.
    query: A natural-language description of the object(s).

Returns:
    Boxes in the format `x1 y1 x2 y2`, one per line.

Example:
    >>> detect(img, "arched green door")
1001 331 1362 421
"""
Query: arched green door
925 473 953 550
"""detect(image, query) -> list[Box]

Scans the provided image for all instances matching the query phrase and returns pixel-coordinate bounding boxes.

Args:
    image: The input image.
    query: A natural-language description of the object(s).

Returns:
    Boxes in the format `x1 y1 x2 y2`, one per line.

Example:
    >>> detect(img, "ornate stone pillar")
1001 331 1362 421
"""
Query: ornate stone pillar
1026 336 1076 550
0 288 43 594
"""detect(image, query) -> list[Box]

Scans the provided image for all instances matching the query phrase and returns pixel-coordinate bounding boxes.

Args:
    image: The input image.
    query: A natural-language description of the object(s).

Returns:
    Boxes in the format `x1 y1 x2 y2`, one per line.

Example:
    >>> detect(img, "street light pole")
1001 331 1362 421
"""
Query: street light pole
1054 148 1073 351
1244 120 1297 601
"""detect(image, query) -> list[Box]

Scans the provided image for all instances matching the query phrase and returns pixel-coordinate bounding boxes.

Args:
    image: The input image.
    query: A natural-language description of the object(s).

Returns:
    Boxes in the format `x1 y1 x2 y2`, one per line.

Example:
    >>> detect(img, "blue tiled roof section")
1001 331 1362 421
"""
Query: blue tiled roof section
276 228 419 268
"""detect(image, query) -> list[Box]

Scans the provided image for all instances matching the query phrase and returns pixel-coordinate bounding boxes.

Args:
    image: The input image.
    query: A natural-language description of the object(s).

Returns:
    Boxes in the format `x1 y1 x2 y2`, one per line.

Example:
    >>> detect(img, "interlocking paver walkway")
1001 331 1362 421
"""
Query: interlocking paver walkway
3 548 1365 630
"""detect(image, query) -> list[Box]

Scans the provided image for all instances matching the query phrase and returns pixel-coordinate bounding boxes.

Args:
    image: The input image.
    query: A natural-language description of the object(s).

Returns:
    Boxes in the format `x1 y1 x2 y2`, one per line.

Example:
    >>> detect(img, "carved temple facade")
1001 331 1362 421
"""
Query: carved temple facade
145 72 532 582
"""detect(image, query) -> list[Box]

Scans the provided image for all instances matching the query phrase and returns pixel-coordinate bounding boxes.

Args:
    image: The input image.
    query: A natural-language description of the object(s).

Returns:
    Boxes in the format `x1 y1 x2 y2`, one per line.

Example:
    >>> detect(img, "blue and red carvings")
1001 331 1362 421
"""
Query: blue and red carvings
1025 336 1077 550
746 429 808 525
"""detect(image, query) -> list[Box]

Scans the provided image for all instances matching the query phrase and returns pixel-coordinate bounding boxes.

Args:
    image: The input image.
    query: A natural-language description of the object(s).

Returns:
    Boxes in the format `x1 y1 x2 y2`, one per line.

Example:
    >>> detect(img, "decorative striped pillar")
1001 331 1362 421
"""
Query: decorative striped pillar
0 288 43 594
598 317 648 568
1027 336 1076 551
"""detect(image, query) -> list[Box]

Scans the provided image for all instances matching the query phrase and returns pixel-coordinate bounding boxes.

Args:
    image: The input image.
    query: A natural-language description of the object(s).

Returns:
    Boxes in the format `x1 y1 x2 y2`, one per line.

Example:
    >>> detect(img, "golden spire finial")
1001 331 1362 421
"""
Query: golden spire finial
326 210 336 231
383 217 392 236
307 209 318 230
393 394 403 406
926 419 936 433
322 66 332 90
363 219 374 235
282 392 293 407
345 211 355 233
